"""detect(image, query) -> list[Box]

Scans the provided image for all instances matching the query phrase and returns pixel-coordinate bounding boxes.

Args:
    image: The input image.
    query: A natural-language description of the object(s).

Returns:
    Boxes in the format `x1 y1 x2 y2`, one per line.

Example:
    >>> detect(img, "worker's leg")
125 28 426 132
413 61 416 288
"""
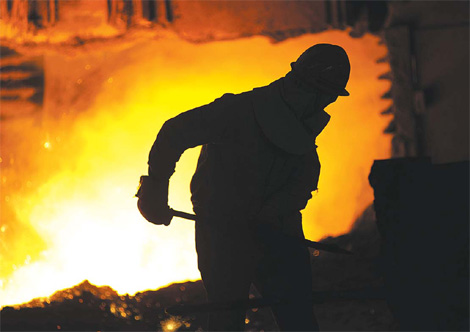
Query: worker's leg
195 218 259 331
254 235 319 331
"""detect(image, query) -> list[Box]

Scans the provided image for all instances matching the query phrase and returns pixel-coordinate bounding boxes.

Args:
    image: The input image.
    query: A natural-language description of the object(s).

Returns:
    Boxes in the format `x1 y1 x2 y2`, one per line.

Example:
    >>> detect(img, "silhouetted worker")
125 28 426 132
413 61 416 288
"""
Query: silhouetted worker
137 44 350 331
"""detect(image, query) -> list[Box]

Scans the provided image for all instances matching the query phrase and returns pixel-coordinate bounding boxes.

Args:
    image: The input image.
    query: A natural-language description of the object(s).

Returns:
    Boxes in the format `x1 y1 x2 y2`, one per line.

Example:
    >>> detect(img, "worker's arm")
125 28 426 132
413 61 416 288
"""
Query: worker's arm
148 95 235 180
256 150 320 229
137 94 235 225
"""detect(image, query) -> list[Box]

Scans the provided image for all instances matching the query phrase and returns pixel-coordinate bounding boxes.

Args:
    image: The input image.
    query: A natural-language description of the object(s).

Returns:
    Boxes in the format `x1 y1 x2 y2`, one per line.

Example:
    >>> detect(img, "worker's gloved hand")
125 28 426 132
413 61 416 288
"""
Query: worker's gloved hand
136 175 173 226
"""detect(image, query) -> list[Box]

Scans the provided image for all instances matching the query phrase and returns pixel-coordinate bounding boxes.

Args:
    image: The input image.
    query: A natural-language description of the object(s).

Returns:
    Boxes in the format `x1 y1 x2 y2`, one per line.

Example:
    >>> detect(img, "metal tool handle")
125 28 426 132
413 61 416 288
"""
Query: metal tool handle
169 209 352 255
170 209 197 221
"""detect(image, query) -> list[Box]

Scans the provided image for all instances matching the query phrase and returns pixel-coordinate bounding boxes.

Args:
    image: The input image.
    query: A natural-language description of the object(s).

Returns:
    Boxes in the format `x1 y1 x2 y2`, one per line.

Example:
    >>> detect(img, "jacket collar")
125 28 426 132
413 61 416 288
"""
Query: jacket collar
251 79 329 155
303 108 331 138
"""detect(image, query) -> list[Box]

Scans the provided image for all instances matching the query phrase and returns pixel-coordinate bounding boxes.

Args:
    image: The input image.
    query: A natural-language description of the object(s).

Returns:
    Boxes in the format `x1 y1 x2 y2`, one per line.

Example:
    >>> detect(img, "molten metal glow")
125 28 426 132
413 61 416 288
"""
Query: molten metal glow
0 31 390 307
161 316 188 332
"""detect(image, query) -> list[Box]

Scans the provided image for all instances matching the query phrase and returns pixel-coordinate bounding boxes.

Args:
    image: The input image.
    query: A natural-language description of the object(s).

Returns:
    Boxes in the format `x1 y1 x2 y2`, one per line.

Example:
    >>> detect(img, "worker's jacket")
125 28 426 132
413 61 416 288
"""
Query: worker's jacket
148 79 330 238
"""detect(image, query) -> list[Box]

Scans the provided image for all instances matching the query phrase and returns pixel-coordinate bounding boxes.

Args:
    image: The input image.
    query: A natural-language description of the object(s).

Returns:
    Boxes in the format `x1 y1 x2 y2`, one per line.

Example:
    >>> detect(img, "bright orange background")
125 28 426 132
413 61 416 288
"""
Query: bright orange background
0 30 391 306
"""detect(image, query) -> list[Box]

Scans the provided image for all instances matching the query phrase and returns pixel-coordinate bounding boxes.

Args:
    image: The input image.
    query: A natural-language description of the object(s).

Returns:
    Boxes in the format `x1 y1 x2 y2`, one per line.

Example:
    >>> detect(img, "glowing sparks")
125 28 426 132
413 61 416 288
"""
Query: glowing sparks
161 316 185 332
43 141 51 149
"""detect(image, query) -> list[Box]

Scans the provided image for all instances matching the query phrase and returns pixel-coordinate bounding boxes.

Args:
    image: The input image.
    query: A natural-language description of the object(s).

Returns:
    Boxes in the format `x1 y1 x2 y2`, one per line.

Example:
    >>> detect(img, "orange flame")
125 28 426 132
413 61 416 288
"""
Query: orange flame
0 30 390 307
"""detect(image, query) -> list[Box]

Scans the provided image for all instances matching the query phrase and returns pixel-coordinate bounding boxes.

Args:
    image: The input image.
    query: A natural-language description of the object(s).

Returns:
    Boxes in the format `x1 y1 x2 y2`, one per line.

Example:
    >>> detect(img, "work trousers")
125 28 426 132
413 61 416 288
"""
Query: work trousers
195 216 319 331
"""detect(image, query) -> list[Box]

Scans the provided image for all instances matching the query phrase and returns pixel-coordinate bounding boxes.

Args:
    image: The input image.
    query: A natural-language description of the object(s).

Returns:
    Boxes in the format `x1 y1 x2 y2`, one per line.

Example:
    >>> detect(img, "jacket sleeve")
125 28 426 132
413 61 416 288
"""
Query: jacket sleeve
148 94 235 180
257 150 320 221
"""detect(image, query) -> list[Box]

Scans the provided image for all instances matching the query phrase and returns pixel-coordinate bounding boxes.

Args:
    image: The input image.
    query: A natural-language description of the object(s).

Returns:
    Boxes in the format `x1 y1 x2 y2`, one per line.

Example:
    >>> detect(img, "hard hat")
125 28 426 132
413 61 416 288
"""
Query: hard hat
290 44 351 96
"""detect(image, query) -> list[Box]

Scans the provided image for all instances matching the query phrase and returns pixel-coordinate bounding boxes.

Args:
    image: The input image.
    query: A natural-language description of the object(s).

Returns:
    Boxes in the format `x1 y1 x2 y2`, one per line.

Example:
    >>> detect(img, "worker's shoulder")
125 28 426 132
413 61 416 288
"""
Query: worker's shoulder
201 91 250 119
213 90 253 105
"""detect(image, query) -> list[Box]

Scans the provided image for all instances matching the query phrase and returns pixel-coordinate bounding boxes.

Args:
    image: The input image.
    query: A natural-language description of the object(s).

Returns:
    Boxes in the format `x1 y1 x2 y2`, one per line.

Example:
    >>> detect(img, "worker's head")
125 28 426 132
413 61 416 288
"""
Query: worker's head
282 72 337 120
290 43 350 97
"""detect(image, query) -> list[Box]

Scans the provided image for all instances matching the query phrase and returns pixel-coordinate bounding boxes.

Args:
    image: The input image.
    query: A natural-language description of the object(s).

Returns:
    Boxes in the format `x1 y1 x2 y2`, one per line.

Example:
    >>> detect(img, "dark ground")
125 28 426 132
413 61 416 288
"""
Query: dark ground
1 205 399 331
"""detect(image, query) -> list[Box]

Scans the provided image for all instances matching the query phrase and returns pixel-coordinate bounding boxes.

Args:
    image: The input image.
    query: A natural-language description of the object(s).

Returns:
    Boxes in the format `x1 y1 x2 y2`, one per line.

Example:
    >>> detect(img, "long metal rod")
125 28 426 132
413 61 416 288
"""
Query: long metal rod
171 209 197 221
170 209 352 255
